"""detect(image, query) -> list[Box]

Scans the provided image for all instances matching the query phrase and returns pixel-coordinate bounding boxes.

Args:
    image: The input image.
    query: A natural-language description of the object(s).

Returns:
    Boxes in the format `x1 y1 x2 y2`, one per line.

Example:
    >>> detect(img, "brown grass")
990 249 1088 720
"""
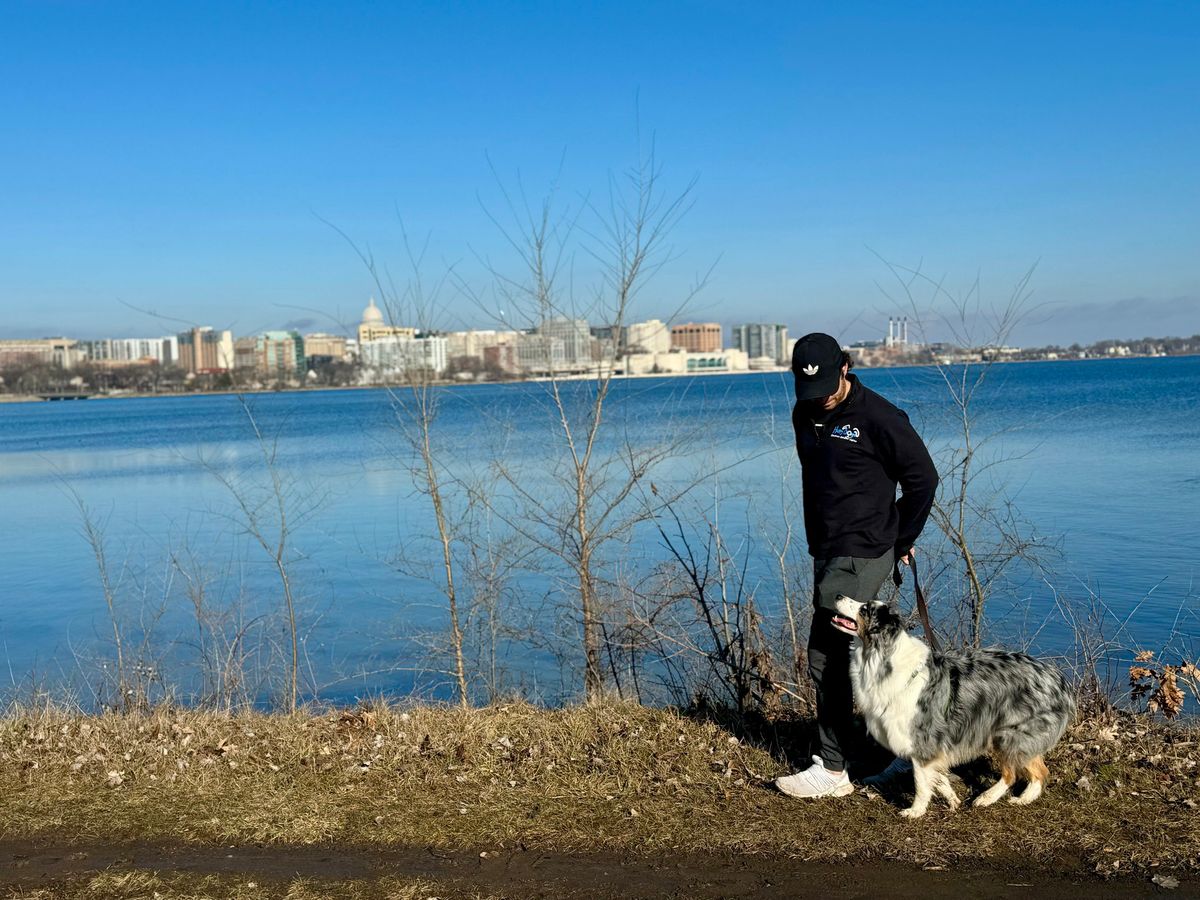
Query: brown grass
0 702 1196 880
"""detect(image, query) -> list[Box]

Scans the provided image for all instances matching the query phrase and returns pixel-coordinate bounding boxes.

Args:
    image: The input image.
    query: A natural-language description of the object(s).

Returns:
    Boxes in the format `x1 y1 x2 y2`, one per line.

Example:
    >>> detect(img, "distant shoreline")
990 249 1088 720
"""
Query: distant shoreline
1 351 1194 405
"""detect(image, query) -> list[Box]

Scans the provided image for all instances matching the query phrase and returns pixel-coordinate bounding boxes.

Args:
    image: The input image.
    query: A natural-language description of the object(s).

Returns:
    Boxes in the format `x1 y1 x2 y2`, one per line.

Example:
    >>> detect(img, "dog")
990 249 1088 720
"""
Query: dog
832 595 1075 818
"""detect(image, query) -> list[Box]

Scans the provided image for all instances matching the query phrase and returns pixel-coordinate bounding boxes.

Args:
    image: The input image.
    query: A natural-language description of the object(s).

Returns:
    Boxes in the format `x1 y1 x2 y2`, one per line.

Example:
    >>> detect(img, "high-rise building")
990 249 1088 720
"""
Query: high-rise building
627 319 671 355
731 323 789 365
444 329 520 361
254 331 305 379
516 332 566 372
176 327 234 374
79 337 175 366
537 317 591 366
360 335 447 379
303 333 348 361
234 337 259 371
670 322 722 353
484 343 520 375
590 324 627 354
512 317 594 372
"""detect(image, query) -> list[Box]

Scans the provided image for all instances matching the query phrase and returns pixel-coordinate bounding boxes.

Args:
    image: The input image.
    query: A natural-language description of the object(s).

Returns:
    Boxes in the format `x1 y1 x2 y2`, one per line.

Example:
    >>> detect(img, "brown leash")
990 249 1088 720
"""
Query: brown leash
894 555 940 653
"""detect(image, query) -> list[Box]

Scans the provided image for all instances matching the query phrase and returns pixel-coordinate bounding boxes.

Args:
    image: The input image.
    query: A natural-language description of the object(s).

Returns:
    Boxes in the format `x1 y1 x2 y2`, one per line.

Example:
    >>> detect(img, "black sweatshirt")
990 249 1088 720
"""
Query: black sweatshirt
791 374 938 560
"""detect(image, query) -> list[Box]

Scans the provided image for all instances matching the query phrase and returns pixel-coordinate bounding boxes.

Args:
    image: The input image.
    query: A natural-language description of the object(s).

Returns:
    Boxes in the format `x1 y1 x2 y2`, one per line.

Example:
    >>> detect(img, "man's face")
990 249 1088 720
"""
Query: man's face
817 364 850 411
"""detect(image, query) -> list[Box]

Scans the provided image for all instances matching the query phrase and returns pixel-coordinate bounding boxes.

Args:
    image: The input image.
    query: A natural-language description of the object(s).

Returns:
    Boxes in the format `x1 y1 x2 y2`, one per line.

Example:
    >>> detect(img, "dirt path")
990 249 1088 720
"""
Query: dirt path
0 839 1182 899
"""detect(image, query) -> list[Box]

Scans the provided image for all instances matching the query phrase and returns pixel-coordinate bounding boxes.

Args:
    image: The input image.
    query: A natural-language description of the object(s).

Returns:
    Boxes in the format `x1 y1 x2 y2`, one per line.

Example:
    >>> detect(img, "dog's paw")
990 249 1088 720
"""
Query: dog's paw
899 806 926 819
1007 783 1043 806
973 794 999 808
944 795 961 812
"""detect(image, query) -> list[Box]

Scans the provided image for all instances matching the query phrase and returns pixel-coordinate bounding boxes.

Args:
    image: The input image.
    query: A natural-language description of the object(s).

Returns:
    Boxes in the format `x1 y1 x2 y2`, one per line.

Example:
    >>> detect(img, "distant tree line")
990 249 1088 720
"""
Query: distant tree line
5 332 1195 398
0 354 521 396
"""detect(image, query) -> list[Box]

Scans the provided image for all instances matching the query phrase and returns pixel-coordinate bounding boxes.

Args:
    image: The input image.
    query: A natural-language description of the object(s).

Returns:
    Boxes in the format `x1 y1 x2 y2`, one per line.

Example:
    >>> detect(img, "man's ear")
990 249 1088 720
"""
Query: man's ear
841 362 849 378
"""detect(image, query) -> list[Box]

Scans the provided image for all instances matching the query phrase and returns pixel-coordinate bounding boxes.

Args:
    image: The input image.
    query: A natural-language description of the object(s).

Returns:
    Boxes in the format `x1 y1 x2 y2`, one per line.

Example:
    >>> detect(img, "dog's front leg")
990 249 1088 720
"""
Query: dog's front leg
934 773 960 811
899 760 935 819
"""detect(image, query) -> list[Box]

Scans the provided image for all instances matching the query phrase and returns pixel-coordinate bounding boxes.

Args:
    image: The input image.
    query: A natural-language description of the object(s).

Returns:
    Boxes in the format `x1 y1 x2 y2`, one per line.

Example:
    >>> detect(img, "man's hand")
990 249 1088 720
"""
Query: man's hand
899 547 916 566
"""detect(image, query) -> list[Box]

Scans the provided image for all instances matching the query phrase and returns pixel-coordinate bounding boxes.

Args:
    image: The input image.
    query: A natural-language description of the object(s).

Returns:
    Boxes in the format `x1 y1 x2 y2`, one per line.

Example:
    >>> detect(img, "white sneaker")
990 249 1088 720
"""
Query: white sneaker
774 756 854 799
862 757 913 789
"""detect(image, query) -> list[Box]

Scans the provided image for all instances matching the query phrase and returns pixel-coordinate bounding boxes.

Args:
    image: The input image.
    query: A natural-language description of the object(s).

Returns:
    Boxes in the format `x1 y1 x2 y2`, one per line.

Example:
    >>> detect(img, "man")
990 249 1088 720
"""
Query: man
775 332 938 799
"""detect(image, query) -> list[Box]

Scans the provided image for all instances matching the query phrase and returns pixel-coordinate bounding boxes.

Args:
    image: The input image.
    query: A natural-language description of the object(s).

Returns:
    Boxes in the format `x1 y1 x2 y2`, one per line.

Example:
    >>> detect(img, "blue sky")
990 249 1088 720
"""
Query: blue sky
1 1 1197 345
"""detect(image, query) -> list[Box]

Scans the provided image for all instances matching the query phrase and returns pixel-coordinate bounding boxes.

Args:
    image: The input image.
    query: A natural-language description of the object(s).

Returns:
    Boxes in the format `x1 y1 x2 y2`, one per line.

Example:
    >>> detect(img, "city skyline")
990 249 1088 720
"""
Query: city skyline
4 305 1191 400
2 3 1198 346
3 299 1198 352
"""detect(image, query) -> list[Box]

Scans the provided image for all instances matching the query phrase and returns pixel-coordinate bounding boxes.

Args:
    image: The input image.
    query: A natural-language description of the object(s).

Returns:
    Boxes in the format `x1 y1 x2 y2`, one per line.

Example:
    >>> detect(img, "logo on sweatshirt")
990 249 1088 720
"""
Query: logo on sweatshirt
801 364 819 376
831 424 860 443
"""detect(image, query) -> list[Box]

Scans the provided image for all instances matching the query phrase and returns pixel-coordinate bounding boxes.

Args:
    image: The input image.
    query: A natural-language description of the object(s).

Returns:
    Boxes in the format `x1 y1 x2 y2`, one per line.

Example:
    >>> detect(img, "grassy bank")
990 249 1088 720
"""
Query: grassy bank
1 703 1196 895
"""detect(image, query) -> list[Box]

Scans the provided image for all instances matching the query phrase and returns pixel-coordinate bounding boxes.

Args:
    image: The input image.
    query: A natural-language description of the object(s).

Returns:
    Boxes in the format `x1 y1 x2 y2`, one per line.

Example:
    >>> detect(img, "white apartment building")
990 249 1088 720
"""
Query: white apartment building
512 317 593 374
536 317 591 367
360 335 448 379
626 319 671 355
515 333 566 373
445 329 520 360
80 336 176 366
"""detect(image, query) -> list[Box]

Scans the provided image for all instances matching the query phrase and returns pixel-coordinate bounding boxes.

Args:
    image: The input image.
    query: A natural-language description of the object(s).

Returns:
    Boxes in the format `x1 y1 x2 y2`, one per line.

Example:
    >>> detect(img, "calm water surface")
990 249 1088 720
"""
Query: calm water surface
1 357 1197 703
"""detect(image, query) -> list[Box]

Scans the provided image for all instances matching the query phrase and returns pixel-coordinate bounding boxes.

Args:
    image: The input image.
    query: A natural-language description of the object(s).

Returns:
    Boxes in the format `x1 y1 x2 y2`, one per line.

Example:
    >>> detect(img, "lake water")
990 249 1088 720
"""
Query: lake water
1 356 1197 705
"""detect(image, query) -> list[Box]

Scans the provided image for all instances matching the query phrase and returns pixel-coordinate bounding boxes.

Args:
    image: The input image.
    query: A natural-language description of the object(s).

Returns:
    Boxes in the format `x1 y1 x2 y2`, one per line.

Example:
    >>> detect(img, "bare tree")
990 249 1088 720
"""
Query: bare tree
324 219 476 708
592 467 808 715
58 482 178 711
471 146 710 702
877 260 1054 647
457 485 537 702
64 487 128 703
200 396 324 711
168 537 268 711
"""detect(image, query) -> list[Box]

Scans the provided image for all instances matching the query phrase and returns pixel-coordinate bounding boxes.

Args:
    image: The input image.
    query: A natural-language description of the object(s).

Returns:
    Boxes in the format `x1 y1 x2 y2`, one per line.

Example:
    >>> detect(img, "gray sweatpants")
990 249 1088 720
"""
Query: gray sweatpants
808 549 895 771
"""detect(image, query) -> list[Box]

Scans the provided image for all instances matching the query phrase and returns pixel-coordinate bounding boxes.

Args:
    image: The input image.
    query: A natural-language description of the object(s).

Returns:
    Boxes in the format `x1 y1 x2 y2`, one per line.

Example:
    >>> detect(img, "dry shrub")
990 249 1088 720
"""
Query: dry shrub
1129 650 1199 719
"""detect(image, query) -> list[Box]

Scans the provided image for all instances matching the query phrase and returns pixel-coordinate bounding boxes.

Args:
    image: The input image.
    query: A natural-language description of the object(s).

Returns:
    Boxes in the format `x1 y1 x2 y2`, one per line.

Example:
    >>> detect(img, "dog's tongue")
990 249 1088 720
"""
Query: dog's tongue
832 614 856 630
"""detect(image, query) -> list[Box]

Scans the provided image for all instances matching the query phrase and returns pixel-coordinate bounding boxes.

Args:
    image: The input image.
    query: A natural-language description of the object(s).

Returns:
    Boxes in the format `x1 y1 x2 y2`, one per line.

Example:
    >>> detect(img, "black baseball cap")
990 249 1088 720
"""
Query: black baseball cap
791 332 844 400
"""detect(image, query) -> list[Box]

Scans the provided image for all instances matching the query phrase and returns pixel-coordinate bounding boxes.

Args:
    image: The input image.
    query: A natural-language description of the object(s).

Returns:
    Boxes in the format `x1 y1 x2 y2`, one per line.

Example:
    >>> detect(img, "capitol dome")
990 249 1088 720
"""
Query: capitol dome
361 297 385 325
